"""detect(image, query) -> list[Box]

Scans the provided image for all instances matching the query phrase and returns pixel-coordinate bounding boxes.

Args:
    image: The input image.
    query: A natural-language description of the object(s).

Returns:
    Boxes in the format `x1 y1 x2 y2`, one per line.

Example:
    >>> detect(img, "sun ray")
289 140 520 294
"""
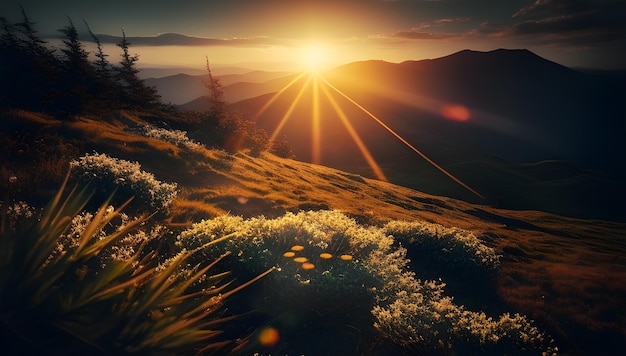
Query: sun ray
320 76 484 199
253 71 309 121
319 81 387 182
311 76 321 164
269 76 312 141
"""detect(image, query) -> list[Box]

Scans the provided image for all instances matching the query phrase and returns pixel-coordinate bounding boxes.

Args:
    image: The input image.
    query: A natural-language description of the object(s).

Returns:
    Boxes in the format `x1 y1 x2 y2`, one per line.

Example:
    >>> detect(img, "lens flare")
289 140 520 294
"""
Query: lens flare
269 76 312 141
319 81 387 182
253 58 483 200
442 104 470 122
258 326 280 347
254 72 308 122
312 77 322 164
321 76 484 199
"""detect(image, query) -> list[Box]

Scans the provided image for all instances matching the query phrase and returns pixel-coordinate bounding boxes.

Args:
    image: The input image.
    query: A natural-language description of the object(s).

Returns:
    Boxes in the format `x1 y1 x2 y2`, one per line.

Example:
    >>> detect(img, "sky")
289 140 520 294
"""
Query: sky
2 0 625 72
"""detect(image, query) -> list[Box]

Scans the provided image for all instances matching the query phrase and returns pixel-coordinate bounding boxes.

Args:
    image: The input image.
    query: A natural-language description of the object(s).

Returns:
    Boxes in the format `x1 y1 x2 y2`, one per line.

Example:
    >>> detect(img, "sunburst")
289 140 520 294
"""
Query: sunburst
253 50 483 199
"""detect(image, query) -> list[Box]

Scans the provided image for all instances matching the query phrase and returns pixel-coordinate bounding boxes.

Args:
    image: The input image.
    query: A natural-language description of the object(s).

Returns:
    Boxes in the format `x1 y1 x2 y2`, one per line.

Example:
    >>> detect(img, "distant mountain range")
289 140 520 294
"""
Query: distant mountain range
146 49 625 220
144 70 294 105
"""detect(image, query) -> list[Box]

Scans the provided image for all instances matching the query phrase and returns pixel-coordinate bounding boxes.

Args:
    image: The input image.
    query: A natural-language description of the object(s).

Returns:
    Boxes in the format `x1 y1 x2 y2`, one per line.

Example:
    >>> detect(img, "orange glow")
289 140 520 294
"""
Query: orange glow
319 252 333 259
294 256 308 263
442 104 470 122
340 254 353 261
291 245 305 251
269 76 312 141
255 72 308 123
319 81 387 182
311 77 322 164
301 262 315 270
283 251 296 258
258 326 280 347
252 61 482 199
299 42 330 73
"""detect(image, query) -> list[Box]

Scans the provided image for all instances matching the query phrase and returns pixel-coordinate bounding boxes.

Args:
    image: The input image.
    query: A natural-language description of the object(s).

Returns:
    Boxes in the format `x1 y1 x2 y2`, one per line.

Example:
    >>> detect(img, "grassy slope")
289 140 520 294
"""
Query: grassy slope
2 109 625 353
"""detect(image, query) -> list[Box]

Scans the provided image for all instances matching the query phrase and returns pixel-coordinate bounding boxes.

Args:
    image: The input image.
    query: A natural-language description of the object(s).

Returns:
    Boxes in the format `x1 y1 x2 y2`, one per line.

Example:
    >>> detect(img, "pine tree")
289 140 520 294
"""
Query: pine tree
83 20 120 111
203 56 226 115
0 16 22 108
59 17 90 73
58 16 95 113
83 20 110 77
115 29 160 108
13 6 59 111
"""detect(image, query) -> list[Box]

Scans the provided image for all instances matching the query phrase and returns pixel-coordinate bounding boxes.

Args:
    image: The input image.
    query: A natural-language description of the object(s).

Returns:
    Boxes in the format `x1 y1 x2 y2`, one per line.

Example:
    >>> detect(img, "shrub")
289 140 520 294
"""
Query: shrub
177 211 383 309
142 124 205 152
383 220 501 269
69 152 178 211
176 210 555 354
0 174 271 354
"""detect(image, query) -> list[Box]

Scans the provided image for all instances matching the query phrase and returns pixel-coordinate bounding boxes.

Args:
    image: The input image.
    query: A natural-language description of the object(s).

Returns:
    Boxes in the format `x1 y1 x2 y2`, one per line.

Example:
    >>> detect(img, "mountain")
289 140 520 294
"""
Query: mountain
144 70 294 105
228 49 625 220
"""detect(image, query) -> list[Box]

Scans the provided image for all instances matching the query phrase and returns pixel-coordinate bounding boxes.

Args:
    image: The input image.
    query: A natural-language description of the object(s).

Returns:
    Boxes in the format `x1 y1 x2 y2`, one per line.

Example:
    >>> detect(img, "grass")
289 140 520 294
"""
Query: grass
0 171 272 354
2 108 625 354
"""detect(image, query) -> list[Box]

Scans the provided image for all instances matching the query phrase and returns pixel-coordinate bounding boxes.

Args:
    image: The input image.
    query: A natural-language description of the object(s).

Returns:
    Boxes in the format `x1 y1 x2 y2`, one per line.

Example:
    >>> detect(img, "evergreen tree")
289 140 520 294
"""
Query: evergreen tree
59 17 90 73
0 16 22 108
115 29 160 108
13 6 59 111
58 16 95 113
83 20 110 77
15 5 53 58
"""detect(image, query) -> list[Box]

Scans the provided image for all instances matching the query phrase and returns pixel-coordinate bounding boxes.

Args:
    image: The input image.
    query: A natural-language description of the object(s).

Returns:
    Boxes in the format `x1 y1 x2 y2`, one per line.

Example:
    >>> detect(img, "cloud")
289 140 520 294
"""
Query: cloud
503 0 626 46
387 18 469 41
390 29 463 40
72 32 280 47
512 0 591 19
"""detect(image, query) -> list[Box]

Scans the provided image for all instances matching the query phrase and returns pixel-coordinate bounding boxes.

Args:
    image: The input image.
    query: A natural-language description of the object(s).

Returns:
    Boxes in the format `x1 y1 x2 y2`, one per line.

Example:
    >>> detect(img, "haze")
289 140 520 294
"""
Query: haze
2 0 625 71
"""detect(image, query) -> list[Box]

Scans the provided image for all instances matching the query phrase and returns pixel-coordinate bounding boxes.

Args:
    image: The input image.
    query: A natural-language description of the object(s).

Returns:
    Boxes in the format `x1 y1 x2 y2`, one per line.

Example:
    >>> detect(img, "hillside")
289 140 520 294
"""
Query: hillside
1 109 625 354
228 49 625 221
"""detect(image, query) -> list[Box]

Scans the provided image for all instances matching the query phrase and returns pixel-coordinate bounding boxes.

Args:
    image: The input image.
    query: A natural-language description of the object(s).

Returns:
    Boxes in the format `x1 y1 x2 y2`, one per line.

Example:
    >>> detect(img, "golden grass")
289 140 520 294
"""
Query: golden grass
11 109 62 125
168 198 228 224
69 117 182 156
3 109 625 353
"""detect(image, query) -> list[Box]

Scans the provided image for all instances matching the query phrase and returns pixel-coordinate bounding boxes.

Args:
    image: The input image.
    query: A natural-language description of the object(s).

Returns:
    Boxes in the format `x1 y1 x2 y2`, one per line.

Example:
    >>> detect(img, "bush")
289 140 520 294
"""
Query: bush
141 124 206 152
0 174 270 354
69 152 178 211
176 210 555 354
383 220 501 269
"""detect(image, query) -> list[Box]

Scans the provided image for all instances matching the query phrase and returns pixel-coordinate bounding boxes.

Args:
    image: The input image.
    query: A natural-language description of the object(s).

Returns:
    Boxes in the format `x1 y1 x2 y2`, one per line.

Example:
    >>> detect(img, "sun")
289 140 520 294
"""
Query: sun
299 42 330 73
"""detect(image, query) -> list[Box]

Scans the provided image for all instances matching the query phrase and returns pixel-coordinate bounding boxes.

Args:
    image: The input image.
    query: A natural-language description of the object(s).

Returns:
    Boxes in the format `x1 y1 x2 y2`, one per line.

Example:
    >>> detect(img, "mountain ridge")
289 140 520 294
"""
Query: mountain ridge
225 48 624 220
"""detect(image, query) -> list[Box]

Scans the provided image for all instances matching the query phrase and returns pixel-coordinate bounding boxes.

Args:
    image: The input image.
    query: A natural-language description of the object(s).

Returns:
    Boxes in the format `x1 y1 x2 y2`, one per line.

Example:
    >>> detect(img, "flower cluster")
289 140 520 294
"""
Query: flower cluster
176 210 553 353
48 205 164 264
177 211 383 300
69 152 178 210
384 220 501 269
371 274 552 352
142 125 205 152
1 201 36 220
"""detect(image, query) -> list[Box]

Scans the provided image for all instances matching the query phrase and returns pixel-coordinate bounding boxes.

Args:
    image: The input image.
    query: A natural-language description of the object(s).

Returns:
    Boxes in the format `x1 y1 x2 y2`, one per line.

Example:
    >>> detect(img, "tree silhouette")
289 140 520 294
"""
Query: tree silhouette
2 7 59 111
58 16 96 113
203 56 226 115
116 29 160 108
0 16 22 108
83 20 110 77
